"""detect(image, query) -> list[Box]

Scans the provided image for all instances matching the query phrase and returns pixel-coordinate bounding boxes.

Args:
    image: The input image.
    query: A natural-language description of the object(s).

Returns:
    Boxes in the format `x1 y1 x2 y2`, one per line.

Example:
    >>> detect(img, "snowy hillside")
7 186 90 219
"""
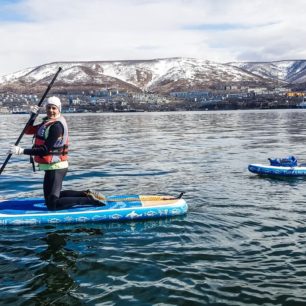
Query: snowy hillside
0 57 305 94
228 60 306 83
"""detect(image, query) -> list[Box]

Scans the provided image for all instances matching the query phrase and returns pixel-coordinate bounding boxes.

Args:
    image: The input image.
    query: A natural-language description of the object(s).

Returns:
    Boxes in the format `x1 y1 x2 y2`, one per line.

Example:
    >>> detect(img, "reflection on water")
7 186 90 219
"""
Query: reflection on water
26 231 80 305
1 110 306 305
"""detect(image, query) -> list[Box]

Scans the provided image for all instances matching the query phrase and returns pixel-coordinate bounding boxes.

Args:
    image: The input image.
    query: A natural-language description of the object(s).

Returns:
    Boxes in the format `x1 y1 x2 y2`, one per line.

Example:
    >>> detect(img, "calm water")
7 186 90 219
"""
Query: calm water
1 110 306 305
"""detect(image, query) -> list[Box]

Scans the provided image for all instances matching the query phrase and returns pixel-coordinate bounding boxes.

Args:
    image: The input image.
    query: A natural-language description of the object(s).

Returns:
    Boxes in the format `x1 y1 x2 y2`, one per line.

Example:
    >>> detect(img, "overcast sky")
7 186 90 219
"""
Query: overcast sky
0 0 305 75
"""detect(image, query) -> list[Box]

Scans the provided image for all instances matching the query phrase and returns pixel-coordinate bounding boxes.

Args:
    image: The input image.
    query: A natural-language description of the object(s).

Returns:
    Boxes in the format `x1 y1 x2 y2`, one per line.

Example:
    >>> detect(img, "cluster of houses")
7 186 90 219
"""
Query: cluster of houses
0 93 39 113
0 89 181 113
0 86 305 114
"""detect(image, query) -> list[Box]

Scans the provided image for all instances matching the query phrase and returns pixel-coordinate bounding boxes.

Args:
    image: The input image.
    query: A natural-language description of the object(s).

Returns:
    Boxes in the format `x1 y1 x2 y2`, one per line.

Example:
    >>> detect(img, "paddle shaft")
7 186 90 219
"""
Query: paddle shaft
0 67 62 175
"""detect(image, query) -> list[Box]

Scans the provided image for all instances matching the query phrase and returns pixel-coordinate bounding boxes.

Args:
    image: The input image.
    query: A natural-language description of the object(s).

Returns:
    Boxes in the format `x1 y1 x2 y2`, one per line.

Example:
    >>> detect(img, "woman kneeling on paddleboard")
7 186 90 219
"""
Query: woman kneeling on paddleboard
7 96 104 210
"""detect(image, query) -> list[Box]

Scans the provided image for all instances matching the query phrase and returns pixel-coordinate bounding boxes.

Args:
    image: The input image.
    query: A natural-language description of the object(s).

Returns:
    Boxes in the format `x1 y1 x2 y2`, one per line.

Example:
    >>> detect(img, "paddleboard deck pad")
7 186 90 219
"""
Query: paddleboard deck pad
0 194 187 226
248 164 306 177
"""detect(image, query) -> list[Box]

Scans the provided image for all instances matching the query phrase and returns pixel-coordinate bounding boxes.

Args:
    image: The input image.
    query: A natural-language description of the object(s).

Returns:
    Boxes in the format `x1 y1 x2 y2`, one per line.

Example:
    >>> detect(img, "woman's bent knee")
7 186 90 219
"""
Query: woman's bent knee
46 195 59 211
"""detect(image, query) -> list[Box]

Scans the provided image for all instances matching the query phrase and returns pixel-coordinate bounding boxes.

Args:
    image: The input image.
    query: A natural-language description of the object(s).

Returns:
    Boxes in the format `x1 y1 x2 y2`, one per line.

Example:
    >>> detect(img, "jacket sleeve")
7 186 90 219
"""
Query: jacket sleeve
23 122 64 156
24 125 39 135
24 118 40 135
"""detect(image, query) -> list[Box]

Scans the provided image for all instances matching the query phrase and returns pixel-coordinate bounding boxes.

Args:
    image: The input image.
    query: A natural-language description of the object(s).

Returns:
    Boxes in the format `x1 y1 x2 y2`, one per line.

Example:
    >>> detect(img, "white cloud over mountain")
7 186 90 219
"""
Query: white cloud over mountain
0 0 306 75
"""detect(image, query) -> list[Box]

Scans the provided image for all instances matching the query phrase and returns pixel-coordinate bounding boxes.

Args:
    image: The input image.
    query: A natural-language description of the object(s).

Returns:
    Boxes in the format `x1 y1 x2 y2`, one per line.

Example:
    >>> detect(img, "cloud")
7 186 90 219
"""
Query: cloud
182 22 279 31
0 0 306 75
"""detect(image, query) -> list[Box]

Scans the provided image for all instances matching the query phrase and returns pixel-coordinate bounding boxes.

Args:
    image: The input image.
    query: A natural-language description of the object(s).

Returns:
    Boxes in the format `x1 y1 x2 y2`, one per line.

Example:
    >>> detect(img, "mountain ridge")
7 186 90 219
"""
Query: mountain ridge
1 57 305 95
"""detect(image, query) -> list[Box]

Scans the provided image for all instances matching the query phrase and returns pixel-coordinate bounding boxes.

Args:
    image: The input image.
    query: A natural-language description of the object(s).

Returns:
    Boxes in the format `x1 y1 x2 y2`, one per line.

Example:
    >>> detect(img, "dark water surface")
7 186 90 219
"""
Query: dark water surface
1 110 306 305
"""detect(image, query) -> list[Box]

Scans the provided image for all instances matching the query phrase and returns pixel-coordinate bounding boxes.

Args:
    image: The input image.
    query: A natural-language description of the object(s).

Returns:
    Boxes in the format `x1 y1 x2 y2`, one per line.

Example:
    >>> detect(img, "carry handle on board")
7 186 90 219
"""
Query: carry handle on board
0 67 62 175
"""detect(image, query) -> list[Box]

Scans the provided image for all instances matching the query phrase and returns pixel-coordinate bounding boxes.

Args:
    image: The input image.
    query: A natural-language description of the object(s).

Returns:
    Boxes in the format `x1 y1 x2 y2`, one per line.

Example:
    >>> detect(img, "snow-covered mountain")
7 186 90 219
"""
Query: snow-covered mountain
0 58 305 94
228 60 306 84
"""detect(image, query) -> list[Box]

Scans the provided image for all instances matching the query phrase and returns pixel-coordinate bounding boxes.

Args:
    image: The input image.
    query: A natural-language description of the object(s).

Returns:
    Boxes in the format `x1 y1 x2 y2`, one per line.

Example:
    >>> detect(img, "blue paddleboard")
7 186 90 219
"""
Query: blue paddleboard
248 164 306 177
0 194 188 226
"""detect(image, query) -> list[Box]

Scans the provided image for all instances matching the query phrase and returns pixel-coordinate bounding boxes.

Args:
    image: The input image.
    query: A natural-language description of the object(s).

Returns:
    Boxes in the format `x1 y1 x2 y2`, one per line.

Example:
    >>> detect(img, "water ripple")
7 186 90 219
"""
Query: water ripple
2 111 306 305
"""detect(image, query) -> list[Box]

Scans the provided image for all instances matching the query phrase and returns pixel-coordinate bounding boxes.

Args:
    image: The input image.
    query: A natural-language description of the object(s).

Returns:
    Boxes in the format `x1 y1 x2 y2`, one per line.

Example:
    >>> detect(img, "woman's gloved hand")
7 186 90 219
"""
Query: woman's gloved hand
8 145 24 155
30 105 40 115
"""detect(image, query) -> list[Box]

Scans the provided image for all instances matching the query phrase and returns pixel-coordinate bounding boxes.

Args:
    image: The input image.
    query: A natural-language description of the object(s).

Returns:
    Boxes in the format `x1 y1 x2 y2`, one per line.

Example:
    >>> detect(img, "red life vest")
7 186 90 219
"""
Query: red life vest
33 116 69 164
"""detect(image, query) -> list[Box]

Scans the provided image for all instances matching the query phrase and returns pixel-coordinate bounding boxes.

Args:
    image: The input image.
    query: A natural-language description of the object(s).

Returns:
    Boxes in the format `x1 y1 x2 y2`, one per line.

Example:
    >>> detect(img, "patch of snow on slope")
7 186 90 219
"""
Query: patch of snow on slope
0 67 34 83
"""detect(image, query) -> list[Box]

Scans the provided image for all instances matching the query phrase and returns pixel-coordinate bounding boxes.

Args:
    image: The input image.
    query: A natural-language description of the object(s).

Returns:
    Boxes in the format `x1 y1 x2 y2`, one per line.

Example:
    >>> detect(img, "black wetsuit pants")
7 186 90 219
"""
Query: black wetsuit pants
43 168 95 210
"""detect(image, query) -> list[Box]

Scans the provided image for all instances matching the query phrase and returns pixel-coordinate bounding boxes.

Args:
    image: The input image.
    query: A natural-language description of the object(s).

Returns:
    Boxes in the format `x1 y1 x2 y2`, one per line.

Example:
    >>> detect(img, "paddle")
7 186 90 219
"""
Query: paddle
97 192 185 202
0 67 62 175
